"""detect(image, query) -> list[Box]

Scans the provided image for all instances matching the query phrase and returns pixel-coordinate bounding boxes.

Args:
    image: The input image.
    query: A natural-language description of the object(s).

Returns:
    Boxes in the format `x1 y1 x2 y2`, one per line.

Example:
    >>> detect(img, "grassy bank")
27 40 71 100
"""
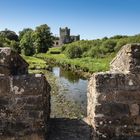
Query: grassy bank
22 47 115 76
22 55 48 70
35 48 115 73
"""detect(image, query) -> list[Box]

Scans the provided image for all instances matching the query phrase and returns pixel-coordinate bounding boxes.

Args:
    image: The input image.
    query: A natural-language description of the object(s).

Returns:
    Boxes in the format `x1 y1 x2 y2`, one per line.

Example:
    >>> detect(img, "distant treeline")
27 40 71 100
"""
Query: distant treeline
62 35 140 58
0 24 54 56
0 25 140 58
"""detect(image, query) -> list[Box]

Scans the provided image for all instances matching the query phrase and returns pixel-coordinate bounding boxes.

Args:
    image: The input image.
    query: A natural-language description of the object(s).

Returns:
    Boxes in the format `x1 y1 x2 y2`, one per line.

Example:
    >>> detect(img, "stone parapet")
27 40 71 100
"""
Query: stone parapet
0 74 50 138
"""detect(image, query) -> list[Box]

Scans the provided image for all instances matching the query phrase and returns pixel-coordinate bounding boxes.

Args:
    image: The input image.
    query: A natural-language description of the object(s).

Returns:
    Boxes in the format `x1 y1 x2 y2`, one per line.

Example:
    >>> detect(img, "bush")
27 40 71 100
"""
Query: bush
101 40 117 53
61 45 67 52
115 39 128 52
88 47 101 58
65 45 82 59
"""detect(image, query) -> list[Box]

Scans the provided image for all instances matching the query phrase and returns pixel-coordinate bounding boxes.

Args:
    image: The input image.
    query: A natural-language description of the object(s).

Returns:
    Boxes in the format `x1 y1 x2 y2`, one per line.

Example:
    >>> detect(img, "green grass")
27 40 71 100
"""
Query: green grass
22 55 48 70
22 47 115 73
47 47 61 54
35 50 115 72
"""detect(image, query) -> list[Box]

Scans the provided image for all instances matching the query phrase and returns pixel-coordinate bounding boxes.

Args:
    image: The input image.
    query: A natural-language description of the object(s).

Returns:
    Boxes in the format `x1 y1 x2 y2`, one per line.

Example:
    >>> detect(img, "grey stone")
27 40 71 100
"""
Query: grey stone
0 47 29 75
88 44 140 139
0 48 50 139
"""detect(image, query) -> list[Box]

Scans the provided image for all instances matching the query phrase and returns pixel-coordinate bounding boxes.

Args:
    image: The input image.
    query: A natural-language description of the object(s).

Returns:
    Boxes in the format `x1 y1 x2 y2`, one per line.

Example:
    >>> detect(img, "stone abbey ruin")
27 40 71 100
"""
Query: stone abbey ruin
53 27 80 47
1 44 140 139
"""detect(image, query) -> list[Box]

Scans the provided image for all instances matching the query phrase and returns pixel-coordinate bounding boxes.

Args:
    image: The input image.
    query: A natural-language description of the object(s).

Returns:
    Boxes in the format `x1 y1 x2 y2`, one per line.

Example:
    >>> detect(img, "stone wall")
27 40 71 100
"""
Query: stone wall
0 48 50 139
0 47 29 75
87 44 140 140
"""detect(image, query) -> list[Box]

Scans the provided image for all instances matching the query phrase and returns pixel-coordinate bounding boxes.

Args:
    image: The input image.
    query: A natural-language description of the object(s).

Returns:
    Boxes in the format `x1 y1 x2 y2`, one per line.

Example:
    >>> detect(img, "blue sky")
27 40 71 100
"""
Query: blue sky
0 0 140 39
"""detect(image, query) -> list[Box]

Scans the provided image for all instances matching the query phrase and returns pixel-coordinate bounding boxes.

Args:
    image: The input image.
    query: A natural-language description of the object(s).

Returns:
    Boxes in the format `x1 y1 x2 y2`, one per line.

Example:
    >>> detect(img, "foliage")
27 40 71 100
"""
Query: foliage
22 55 47 69
19 28 33 40
0 32 21 53
20 30 35 56
36 52 113 72
88 46 102 58
33 24 54 53
48 47 61 54
18 24 54 56
0 34 10 47
65 45 82 58
1 25 140 60
10 41 21 53
0 29 18 41
100 39 117 53
62 34 140 59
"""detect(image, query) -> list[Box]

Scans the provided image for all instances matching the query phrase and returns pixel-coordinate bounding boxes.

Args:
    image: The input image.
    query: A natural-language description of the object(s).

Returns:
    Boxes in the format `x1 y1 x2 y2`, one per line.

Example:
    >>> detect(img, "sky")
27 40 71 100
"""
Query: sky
0 0 140 40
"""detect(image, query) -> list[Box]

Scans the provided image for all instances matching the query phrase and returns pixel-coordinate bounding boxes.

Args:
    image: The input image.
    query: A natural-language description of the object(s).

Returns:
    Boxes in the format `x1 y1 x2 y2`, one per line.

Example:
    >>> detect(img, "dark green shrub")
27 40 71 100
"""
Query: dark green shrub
88 47 103 58
65 45 82 59
61 45 67 52
101 40 117 53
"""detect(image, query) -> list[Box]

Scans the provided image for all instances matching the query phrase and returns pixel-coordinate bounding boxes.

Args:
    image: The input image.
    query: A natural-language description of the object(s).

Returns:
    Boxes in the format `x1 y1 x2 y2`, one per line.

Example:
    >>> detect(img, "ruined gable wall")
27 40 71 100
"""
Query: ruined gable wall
88 44 140 140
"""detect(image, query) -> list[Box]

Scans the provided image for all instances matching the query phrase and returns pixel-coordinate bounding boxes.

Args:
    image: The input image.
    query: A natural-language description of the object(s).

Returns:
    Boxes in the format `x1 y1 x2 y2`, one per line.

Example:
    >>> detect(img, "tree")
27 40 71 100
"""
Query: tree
10 41 21 53
34 24 54 53
0 34 11 47
88 46 102 58
101 40 117 53
19 28 33 40
19 30 35 56
0 29 18 41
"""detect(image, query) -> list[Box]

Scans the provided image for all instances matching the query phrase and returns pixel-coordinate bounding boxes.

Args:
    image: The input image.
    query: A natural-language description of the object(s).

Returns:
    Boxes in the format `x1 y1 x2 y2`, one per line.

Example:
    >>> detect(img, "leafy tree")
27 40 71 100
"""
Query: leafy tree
19 28 33 40
10 41 21 53
19 30 35 56
101 40 117 53
0 34 11 47
34 24 54 53
110 35 128 39
102 37 108 40
0 29 18 41
115 39 128 52
88 47 103 58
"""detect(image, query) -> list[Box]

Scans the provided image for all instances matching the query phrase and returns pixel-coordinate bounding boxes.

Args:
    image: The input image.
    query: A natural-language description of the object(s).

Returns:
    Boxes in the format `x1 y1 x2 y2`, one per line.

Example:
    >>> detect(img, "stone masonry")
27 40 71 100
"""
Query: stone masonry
87 44 140 140
0 47 29 75
0 48 50 139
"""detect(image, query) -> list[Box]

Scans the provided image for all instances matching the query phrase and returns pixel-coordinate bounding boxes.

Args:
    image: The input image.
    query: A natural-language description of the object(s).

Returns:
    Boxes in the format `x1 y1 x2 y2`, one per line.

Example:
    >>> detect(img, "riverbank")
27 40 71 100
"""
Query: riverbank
22 55 48 70
22 47 114 78
34 50 114 78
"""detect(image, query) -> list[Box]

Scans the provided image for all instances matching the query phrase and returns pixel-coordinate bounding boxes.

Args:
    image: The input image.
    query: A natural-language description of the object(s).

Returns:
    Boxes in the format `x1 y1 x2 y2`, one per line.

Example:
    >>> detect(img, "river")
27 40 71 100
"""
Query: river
49 66 88 118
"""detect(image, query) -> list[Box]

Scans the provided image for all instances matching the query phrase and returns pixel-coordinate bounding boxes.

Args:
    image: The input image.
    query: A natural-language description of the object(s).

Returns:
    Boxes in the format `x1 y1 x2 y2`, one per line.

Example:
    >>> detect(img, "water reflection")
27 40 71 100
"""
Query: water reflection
52 67 87 102
51 67 88 117
52 67 86 83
